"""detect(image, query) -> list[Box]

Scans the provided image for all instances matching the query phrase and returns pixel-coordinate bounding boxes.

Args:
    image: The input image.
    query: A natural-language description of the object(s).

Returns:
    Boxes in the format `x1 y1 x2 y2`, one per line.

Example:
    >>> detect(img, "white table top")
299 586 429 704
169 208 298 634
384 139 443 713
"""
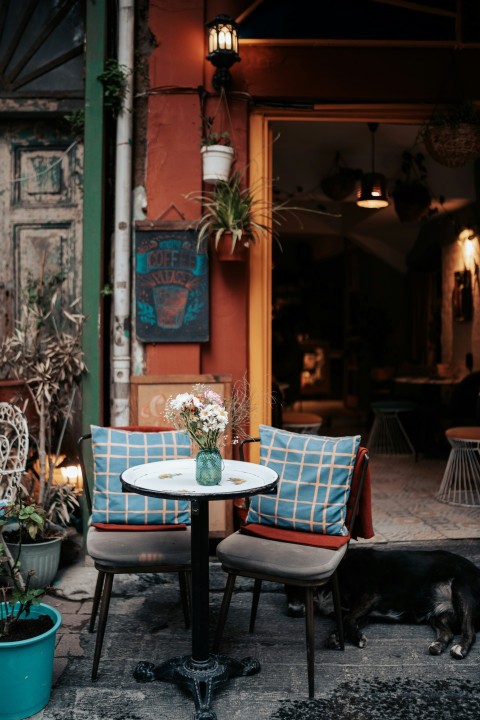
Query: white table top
121 458 278 500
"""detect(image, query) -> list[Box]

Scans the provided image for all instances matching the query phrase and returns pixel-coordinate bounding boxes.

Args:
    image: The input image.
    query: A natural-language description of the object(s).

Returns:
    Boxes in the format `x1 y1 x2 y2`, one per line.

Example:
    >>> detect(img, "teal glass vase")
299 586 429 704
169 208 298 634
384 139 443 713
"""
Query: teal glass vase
195 448 223 486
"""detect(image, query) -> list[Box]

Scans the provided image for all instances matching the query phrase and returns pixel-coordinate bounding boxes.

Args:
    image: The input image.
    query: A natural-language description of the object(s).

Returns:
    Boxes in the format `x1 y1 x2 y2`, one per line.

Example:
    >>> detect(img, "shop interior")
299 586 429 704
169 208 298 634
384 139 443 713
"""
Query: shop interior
270 120 479 447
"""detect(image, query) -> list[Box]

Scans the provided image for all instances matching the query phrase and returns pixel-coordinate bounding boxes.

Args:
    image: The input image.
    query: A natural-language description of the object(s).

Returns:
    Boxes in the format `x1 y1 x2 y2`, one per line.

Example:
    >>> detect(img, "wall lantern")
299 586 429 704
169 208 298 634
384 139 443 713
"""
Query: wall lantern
206 14 240 93
356 123 389 209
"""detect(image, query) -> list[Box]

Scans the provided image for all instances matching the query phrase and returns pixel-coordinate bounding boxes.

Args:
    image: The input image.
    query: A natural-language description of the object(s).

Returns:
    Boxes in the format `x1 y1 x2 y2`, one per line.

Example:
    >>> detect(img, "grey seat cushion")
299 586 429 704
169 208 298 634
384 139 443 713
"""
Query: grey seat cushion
87 526 191 568
216 531 348 583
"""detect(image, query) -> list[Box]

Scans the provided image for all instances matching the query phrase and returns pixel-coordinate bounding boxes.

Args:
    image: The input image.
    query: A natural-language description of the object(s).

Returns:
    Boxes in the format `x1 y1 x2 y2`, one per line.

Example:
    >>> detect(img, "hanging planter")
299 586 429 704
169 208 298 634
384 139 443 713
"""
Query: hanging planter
320 152 361 201
423 101 480 168
391 151 432 223
424 123 480 168
201 142 235 184
214 232 249 262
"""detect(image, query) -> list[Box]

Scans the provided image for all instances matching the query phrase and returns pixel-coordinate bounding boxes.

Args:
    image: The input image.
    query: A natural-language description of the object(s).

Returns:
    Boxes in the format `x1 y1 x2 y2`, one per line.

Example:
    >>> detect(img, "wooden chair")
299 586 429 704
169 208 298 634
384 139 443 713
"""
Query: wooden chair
213 434 371 698
78 426 192 680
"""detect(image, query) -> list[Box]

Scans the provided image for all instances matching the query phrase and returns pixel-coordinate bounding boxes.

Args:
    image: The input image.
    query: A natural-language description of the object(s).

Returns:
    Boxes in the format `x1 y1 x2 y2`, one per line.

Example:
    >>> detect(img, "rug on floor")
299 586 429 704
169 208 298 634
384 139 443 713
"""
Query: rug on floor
269 677 480 720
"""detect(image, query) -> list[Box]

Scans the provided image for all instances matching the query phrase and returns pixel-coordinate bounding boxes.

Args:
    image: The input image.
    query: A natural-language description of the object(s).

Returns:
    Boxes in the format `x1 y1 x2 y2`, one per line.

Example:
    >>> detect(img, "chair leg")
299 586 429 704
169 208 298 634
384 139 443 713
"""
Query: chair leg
249 578 262 633
331 572 345 650
212 572 236 652
89 570 105 633
305 587 315 699
178 570 191 629
92 572 114 681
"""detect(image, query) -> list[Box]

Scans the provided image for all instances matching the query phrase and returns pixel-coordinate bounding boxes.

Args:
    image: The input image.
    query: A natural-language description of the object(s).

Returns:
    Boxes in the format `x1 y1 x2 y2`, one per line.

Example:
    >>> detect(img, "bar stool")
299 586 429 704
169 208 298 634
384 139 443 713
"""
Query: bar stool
282 410 323 435
436 426 480 506
367 400 417 458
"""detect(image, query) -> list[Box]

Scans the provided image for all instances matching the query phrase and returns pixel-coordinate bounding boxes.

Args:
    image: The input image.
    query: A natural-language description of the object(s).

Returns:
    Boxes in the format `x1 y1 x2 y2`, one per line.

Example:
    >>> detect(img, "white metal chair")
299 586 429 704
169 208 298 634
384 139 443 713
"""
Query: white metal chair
0 402 29 501
436 426 480 506
367 400 416 457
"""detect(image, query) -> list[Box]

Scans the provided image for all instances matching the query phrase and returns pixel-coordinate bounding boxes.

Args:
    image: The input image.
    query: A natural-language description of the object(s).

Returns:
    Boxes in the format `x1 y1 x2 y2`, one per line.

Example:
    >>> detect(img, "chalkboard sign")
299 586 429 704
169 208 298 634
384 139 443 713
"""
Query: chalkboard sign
135 227 209 342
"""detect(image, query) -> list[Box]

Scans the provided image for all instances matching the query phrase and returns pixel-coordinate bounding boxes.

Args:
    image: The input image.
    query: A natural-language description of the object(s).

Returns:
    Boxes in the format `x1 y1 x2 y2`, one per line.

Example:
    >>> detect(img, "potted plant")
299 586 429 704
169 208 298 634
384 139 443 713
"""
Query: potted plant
320 152 362 201
201 116 235 184
0 270 84 585
1 495 68 589
0 502 62 720
423 100 480 168
0 271 87 511
391 151 432 223
187 172 337 261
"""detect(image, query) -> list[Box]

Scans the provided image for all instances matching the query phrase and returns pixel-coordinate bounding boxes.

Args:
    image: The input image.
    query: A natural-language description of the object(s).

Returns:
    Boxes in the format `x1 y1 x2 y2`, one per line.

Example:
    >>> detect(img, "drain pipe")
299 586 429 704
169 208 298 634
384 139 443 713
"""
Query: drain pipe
111 0 135 426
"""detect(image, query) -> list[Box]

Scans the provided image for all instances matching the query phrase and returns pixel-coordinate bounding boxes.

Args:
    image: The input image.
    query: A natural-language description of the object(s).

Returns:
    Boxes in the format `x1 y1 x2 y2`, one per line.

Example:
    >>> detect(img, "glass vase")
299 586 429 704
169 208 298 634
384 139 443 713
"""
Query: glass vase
195 448 223 486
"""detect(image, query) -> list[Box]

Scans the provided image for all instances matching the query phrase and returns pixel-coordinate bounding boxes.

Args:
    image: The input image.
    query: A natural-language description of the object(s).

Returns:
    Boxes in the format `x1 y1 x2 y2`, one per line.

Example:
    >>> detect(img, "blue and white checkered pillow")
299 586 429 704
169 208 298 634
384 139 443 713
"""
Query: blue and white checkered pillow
90 426 191 526
246 425 360 536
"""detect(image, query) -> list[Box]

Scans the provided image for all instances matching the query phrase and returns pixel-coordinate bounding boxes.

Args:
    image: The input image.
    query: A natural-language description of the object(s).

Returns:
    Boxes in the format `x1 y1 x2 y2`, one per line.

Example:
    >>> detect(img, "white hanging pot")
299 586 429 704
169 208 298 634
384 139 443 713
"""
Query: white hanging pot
201 144 235 184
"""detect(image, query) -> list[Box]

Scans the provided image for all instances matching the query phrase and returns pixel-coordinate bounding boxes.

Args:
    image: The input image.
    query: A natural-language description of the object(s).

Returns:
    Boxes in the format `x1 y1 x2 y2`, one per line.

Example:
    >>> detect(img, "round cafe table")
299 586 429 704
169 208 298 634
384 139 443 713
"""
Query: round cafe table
121 457 278 720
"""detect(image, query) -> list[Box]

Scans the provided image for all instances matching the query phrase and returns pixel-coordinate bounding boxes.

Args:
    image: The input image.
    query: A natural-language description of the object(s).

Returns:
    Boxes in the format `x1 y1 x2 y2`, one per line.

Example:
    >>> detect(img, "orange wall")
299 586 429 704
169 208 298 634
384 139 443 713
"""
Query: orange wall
144 2 249 385
143 2 480 389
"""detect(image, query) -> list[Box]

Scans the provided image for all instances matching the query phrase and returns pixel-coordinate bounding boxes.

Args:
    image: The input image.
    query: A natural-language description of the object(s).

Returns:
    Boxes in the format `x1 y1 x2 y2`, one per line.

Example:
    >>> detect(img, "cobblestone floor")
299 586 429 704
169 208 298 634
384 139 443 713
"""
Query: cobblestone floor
36 452 480 720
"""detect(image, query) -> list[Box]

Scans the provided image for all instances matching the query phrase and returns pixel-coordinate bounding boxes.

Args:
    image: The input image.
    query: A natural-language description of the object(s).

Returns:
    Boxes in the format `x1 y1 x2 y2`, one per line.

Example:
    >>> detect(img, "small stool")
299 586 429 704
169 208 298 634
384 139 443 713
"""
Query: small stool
367 401 417 457
436 426 480 506
282 411 323 435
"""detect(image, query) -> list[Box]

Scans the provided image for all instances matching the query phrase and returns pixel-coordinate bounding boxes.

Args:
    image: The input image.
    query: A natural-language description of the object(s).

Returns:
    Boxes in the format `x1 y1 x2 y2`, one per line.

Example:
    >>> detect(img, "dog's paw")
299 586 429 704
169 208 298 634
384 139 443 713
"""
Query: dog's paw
428 641 444 656
450 644 466 659
352 633 367 648
287 601 305 618
327 631 341 650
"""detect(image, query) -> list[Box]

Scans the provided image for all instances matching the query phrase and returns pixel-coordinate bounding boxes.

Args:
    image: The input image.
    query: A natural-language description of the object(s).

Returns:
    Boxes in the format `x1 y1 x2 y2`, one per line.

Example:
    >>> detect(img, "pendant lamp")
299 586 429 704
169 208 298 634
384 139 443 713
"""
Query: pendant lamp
356 123 389 209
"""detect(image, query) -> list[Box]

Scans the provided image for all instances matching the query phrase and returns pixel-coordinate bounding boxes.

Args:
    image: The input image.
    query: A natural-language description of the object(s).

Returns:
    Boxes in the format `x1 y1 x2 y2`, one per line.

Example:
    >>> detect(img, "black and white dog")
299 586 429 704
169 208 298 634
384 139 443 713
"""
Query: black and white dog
317 548 480 659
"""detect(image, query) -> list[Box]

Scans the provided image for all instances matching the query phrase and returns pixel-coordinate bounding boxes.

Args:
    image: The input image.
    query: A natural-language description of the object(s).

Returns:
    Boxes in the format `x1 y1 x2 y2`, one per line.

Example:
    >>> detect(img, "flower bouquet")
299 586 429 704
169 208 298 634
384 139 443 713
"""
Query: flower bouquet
164 383 249 485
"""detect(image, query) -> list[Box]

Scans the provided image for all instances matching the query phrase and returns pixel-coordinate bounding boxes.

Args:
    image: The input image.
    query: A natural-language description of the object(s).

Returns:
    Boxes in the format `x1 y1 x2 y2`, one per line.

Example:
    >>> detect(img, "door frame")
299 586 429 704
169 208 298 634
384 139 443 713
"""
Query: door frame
247 103 433 443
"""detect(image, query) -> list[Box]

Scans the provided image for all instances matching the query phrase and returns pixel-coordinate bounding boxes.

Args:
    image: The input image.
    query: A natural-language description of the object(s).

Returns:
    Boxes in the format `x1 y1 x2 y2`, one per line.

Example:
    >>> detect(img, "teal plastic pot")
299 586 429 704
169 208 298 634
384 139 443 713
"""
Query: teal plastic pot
0 602 62 720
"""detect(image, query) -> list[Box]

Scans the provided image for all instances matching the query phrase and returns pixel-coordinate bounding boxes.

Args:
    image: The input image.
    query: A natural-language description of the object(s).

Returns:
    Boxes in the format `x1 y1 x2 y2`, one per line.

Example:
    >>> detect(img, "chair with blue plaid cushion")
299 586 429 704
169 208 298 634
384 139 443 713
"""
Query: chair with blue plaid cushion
213 425 371 698
78 426 193 680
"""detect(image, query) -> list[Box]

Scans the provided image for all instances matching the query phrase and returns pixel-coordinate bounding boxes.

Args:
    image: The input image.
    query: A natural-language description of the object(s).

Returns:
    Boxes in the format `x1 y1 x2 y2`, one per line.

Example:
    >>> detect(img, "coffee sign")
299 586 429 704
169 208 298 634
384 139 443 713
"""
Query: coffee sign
135 228 209 342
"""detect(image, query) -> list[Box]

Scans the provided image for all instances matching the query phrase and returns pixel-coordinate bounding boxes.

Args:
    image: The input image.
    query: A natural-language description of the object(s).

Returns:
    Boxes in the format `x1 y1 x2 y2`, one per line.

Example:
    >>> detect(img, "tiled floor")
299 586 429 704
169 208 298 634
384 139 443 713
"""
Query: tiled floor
365 454 480 543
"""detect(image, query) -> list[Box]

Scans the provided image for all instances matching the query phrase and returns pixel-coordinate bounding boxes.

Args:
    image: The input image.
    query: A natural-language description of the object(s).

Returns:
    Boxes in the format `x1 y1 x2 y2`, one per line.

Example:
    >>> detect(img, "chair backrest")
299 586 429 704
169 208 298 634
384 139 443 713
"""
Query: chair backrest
240 434 370 540
77 426 166 514
77 425 191 528
0 402 29 501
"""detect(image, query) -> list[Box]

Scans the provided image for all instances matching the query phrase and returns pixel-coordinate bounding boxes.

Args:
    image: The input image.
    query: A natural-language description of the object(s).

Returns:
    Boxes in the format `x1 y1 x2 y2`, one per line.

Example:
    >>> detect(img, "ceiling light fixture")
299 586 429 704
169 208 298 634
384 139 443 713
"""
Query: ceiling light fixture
206 14 240 93
356 123 389 209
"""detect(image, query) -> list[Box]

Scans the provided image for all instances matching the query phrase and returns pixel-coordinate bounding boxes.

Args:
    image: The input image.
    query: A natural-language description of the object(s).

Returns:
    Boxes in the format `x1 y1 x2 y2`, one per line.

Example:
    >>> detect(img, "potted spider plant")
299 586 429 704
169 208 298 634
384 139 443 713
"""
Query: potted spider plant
187 172 336 261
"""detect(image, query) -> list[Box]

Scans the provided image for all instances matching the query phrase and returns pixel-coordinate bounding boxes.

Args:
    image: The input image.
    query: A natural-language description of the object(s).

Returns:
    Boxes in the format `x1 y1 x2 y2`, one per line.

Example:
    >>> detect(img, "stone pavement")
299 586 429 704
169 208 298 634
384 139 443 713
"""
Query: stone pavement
35 453 480 720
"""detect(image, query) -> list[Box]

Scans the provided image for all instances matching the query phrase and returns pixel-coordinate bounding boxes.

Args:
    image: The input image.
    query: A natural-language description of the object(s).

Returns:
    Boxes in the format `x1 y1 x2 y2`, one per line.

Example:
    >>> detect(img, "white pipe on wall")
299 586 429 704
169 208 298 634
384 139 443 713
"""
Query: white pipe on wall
111 0 135 426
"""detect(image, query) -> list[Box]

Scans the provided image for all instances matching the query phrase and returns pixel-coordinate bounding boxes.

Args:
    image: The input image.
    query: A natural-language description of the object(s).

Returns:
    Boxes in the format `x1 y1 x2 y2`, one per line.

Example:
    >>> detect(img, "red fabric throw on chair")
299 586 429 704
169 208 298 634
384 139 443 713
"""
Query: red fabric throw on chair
240 446 373 548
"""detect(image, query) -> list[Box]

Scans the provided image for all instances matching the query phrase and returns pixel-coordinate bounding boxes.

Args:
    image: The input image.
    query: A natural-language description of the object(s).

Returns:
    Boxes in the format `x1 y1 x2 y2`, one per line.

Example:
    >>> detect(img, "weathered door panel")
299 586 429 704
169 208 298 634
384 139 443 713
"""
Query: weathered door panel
0 123 83 337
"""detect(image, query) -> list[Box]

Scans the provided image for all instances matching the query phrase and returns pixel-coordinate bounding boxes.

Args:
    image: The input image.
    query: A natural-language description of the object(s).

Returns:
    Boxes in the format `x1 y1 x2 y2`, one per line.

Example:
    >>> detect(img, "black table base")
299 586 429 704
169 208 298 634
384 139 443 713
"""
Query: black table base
134 653 261 719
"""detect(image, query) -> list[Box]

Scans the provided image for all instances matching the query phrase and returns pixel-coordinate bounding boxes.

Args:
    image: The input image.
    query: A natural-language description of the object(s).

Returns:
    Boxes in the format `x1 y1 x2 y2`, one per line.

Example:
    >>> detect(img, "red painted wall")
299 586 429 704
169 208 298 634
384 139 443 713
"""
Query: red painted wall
144 2 249 385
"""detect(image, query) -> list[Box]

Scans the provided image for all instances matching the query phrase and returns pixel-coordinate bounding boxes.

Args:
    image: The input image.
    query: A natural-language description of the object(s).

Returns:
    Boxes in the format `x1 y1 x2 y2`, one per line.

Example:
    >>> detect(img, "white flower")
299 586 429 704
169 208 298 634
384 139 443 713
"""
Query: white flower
169 393 201 411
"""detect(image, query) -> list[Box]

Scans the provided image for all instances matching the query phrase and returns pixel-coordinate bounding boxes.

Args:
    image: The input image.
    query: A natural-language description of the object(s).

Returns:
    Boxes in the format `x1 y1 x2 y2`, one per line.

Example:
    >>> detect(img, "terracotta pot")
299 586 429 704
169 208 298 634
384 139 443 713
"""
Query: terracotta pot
214 233 248 262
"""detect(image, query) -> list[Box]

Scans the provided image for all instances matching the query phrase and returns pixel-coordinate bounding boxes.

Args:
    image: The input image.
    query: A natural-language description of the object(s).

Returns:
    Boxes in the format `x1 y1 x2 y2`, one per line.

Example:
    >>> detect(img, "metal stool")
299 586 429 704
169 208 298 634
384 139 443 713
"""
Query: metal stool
367 401 416 457
282 410 323 435
436 426 480 506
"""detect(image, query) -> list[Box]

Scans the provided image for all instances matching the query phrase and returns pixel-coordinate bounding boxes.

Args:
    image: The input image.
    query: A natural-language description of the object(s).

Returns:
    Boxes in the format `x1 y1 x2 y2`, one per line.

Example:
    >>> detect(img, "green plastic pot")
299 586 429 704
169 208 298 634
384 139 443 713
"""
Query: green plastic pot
0 602 62 720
